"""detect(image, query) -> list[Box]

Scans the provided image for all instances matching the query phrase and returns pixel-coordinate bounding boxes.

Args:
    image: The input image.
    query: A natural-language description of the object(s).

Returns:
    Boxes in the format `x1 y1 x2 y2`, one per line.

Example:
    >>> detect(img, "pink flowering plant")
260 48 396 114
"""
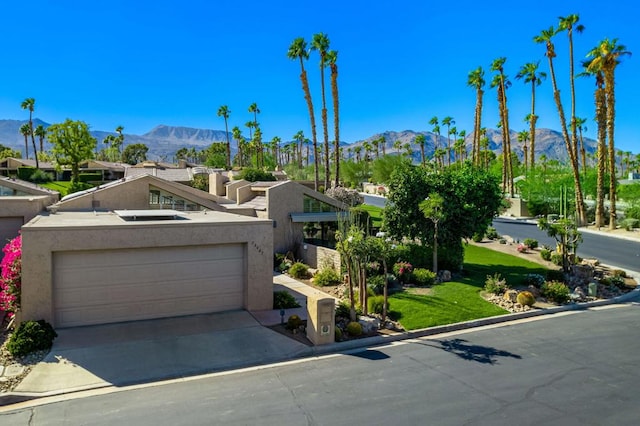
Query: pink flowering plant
0 234 22 317
516 243 527 253
393 261 414 284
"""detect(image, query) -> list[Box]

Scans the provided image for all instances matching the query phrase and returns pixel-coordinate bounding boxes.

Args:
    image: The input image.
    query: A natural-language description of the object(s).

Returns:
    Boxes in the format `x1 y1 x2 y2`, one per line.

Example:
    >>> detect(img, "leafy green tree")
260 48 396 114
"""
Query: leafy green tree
371 155 410 184
0 143 21 159
203 142 227 168
47 119 97 183
121 143 148 165
419 192 444 273
538 217 582 273
384 163 501 270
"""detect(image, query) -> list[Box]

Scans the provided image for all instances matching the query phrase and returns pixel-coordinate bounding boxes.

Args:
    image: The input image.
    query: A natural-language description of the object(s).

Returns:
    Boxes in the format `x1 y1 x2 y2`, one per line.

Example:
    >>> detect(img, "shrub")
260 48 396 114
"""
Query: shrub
540 248 552 261
523 238 538 249
601 276 625 289
498 238 507 245
346 321 363 336
625 205 640 220
367 295 388 315
314 268 342 286
335 327 343 341
6 320 57 357
546 269 565 283
335 300 359 319
288 262 309 279
0 234 22 316
238 168 276 182
523 273 546 289
484 273 508 295
393 262 413 284
274 253 292 272
516 243 527 253
485 226 499 240
516 291 536 307
412 268 436 287
367 275 386 295
286 314 303 331
541 281 570 304
621 218 640 231
612 269 627 278
30 169 52 183
550 252 563 266
472 232 483 242
17 166 36 181
273 290 300 309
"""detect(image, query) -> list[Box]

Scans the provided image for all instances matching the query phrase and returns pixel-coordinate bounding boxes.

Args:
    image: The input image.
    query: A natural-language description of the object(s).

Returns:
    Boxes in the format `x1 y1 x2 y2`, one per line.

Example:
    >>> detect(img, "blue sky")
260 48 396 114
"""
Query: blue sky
1 0 637 153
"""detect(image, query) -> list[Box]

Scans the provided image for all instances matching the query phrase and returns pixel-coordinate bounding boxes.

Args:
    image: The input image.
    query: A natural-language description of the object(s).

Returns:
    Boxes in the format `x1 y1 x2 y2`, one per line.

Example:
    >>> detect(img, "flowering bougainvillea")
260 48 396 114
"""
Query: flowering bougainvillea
393 261 413 283
0 234 22 317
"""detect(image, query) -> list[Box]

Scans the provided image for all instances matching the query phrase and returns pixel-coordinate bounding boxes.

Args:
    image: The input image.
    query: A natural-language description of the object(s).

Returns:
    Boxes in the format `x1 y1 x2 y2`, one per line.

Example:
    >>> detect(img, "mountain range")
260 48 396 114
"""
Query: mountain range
0 119 596 163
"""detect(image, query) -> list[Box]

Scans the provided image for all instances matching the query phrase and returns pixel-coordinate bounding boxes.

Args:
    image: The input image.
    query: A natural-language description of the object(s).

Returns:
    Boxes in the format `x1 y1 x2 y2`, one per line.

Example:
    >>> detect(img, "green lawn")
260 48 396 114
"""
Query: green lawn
358 204 383 229
389 244 548 330
40 181 75 196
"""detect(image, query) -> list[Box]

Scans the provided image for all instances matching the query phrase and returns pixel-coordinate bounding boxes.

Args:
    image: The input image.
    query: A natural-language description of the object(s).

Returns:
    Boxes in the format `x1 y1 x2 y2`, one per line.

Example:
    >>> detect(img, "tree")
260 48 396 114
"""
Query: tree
0 144 20 159
19 123 31 161
217 105 231 169
34 124 46 153
311 32 331 190
441 116 454 167
20 98 39 169
231 126 243 167
467 67 485 166
517 130 530 174
586 38 631 230
534 26 586 225
327 49 341 188
538 216 582 273
575 117 588 176
122 143 148 165
491 58 513 196
47 119 96 183
516 61 546 169
269 136 281 169
288 37 319 190
419 192 444 274
429 116 440 150
415 134 427 166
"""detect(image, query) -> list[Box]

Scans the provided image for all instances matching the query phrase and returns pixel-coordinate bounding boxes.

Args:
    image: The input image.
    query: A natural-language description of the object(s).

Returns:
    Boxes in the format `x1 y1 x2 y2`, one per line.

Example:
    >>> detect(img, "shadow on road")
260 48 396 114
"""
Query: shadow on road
347 349 390 361
416 338 522 365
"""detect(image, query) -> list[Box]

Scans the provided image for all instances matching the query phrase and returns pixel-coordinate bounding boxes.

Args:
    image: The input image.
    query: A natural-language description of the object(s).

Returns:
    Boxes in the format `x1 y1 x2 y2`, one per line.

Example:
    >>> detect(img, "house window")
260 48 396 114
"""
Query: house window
303 196 337 213
148 186 205 211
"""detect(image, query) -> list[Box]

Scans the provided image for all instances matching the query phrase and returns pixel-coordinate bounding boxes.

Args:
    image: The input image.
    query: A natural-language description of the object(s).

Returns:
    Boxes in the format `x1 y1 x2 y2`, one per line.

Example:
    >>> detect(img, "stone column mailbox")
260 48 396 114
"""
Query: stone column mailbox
306 294 335 345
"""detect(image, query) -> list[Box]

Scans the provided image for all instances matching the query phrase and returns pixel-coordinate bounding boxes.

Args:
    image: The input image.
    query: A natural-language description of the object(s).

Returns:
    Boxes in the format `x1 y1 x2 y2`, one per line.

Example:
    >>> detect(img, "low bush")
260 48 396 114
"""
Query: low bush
612 269 627 278
367 275 386 295
472 232 483 242
393 262 413 284
286 314 303 331
484 273 509 295
6 320 57 357
238 168 276 182
550 252 563 266
335 327 343 341
30 169 52 183
273 290 301 310
367 295 388 315
485 226 499 240
412 268 436 286
335 300 360 319
516 291 536 307
313 268 342 286
523 273 546 288
288 262 309 279
346 321 363 336
621 218 640 231
624 205 640 220
498 238 507 245
523 238 538 249
516 243 527 253
601 275 625 289
540 248 552 261
546 269 565 282
541 281 570 304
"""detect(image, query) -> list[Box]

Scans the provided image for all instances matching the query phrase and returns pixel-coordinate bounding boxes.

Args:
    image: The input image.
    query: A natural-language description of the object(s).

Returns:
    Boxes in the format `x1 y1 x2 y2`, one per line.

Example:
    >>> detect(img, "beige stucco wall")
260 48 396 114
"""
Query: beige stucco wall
225 179 249 202
299 243 341 270
0 195 59 237
20 210 274 327
504 197 530 218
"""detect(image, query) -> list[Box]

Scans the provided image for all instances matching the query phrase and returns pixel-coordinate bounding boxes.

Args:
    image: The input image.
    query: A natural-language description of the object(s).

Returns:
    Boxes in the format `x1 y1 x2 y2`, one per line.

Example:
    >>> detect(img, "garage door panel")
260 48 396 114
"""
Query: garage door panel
53 244 246 327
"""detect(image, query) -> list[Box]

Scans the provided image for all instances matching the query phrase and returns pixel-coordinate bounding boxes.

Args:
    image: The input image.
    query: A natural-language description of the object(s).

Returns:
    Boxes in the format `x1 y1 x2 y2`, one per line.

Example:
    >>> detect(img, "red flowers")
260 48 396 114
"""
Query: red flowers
0 234 22 317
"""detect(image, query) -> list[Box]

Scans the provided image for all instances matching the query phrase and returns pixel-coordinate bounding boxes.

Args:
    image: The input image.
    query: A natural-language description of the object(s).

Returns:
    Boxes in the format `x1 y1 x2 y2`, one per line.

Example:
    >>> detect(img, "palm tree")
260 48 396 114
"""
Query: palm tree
415 134 427 166
20 98 39 168
516 61 546 169
429 116 440 150
19 123 31 160
457 130 467 162
293 130 305 168
248 103 260 128
217 105 231 169
467 67 485 165
491 58 513 196
534 26 586 225
480 135 490 170
517 130 530 174
558 14 585 165
575 117 588 176
586 38 631 230
231 126 243 167
441 116 454 166
311 32 331 189
288 37 319 190
326 49 341 187
449 126 457 164
354 145 362 163
34 124 46 153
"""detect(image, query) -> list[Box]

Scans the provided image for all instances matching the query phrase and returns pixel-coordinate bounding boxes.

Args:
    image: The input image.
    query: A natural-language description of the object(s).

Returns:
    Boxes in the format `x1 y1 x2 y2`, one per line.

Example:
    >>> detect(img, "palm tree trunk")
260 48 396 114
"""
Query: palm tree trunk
530 82 537 169
595 86 607 228
299 64 319 190
605 70 617 230
319 63 330 190
331 65 340 188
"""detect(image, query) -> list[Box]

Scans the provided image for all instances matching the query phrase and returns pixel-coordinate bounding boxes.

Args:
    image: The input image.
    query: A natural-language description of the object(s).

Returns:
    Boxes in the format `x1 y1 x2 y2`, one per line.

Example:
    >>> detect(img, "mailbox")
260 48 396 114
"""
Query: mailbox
306 294 335 345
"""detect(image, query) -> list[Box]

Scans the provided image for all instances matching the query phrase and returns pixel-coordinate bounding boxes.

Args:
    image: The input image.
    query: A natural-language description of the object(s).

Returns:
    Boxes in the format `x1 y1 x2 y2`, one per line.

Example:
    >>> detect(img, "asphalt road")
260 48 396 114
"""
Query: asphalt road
3 304 640 425
492 218 640 272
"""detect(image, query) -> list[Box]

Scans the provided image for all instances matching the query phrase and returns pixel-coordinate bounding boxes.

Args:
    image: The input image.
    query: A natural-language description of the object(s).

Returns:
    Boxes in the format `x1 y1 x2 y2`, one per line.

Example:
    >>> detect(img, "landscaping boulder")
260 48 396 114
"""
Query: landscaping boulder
571 264 594 282
358 317 380 334
437 270 452 283
503 289 518 303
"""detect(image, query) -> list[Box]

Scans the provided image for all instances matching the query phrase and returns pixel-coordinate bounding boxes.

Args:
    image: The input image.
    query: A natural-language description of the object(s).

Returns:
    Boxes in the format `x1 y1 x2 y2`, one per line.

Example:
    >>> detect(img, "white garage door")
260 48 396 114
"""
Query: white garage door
53 244 245 328
0 217 23 249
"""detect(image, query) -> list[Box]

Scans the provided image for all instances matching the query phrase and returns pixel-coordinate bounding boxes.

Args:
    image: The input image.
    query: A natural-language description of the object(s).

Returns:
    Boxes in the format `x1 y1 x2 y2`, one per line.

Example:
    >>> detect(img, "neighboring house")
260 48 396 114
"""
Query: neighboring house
0 176 59 250
79 160 129 182
0 157 68 180
124 160 220 185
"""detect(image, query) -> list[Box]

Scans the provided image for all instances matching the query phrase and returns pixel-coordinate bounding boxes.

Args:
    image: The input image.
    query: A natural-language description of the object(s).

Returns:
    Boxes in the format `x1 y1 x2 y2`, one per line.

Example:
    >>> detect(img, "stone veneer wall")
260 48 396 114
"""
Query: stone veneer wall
299 243 341 271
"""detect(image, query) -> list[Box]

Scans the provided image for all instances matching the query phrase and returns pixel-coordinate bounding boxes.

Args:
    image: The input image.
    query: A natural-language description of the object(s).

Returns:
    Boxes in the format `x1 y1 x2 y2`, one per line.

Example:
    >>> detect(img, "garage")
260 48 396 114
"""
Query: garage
53 244 245 328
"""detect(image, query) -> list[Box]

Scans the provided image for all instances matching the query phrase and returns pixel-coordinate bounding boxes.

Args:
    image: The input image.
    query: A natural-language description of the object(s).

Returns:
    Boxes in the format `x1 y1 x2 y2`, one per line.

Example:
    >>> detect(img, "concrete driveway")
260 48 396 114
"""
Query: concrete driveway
14 310 313 396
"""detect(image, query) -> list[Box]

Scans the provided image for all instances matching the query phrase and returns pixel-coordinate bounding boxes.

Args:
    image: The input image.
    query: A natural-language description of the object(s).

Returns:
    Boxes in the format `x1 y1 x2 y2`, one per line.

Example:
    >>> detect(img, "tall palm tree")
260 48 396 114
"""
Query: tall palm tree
288 37 319 190
558 14 585 165
248 103 260 128
467 67 485 165
458 130 467 162
34 124 46 154
517 130 530 174
270 136 281 168
534 26 586 225
516 61 546 169
19 123 30 160
231 126 243 167
449 126 457 165
20 98 39 169
311 32 331 189
586 38 631 230
415 134 427 166
217 105 231 169
429 116 439 150
441 116 454 166
575 117 588 176
491 58 513 196
293 130 305 168
326 49 341 187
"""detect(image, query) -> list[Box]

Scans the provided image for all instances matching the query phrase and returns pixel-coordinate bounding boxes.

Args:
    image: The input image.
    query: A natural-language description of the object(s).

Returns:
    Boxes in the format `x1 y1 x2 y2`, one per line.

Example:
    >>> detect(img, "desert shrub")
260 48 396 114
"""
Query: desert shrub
346 321 363 336
485 226 499 240
273 290 300 310
498 238 507 244
367 275 386 295
17 166 36 181
624 204 640 220
335 301 351 319
550 252 563 266
30 169 52 183
601 275 625 289
412 268 436 287
6 320 57 357
288 262 309 279
274 253 293 272
314 267 342 286
621 218 640 231
286 314 303 331
335 327 343 341
527 198 553 217
612 269 627 278
523 273 546 288
484 273 508 295
367 295 388 315
541 281 570 304
516 243 527 253
540 248 552 261
393 262 413 284
472 232 483 242
516 291 536 307
523 238 538 249
238 168 276 182
546 269 565 282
